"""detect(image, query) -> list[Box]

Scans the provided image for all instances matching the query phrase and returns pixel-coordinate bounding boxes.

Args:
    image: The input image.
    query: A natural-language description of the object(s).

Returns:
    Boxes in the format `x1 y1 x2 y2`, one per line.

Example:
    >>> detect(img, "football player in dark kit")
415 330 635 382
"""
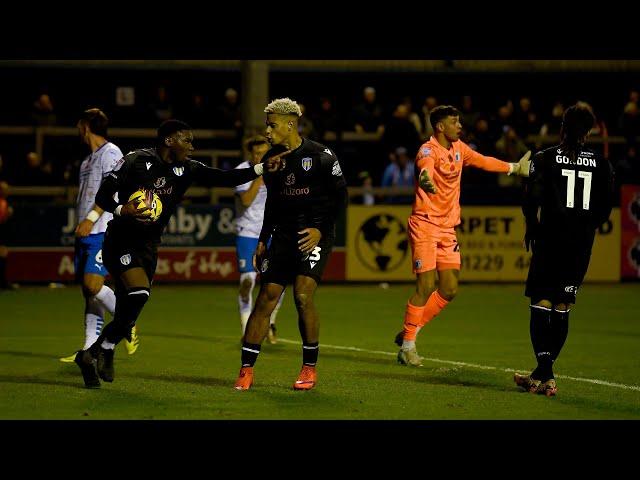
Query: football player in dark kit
515 103 614 397
74 119 286 388
234 98 347 391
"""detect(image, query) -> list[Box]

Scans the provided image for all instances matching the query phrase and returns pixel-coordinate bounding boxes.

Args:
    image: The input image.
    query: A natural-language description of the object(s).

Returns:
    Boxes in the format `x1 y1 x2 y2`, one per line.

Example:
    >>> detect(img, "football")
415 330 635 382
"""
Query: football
128 189 163 222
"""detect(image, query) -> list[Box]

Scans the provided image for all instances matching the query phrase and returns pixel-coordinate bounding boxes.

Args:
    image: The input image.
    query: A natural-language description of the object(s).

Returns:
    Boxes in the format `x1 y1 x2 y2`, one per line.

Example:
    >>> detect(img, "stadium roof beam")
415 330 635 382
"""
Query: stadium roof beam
2 60 640 72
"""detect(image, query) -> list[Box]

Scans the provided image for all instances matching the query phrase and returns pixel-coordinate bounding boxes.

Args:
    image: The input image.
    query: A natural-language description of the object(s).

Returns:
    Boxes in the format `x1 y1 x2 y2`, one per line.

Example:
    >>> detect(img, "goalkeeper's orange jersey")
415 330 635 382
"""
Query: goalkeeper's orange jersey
412 136 510 229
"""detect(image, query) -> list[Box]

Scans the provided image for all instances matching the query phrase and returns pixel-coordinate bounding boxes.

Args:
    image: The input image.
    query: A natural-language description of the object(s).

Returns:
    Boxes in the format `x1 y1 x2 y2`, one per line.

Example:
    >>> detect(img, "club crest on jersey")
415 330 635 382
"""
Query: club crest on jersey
173 166 184 176
332 160 342 176
286 173 296 185
455 152 461 162
120 254 131 266
301 157 312 171
154 177 166 188
420 147 431 156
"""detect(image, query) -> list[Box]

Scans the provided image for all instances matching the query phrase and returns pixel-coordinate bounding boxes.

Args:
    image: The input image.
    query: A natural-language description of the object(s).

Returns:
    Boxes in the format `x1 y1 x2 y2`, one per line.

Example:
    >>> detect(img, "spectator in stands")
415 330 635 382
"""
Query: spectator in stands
495 125 529 187
538 101 565 148
382 103 422 155
616 144 640 187
358 171 375 206
381 146 414 204
466 116 497 156
460 95 479 134
148 85 174 123
514 96 541 138
215 87 243 131
313 96 341 141
620 98 640 147
494 103 515 135
401 96 423 138
15 151 53 186
297 103 318 140
352 86 384 135
0 180 14 289
183 92 211 128
31 93 57 126
577 100 609 160
421 96 438 138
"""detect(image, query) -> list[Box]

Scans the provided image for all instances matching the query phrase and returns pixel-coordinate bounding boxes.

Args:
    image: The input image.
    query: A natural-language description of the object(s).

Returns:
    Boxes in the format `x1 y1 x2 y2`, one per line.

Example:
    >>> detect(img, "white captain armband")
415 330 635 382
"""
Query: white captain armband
254 163 264 176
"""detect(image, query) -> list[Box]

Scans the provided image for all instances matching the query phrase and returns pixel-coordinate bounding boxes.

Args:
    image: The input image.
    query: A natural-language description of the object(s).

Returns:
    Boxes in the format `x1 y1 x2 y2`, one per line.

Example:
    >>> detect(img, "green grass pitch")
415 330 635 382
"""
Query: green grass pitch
0 284 638 419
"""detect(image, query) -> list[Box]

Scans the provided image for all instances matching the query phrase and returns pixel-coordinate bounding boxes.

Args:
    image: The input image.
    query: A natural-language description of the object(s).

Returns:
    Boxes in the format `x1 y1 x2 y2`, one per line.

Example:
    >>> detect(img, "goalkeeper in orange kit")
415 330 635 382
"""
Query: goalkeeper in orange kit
394 105 531 366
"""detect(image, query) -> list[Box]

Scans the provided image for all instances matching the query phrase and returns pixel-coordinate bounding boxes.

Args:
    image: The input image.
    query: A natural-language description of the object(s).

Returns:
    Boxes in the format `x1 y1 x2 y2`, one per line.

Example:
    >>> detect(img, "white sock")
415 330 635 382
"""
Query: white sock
402 340 416 350
94 285 116 315
101 339 116 350
240 311 250 335
83 313 103 350
238 272 256 334
83 296 105 350
270 290 285 325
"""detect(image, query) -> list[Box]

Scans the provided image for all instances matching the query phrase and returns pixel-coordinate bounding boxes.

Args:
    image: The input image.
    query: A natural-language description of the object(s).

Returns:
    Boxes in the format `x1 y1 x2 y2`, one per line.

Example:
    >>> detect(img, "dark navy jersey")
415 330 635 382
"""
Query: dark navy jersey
259 138 347 242
523 144 614 232
95 148 258 243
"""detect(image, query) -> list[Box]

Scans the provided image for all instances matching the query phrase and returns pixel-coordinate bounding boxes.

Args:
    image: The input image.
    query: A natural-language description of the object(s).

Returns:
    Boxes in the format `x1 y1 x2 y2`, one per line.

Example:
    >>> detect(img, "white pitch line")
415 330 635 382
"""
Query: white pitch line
276 338 640 392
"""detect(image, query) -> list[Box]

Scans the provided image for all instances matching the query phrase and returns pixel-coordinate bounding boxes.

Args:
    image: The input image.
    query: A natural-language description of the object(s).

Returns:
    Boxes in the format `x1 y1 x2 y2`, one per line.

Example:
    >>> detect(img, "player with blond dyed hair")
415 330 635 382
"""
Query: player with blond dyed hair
394 105 531 367
234 98 348 391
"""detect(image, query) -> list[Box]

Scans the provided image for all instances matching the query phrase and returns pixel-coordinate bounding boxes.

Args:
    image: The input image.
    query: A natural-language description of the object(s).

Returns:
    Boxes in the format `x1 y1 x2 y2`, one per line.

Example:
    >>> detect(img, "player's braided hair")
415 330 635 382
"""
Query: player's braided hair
264 98 302 117
561 103 596 149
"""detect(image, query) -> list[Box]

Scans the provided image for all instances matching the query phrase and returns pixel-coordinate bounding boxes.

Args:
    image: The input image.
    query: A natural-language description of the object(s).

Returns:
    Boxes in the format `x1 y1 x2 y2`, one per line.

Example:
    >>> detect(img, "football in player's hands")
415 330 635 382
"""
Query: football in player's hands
127 190 163 222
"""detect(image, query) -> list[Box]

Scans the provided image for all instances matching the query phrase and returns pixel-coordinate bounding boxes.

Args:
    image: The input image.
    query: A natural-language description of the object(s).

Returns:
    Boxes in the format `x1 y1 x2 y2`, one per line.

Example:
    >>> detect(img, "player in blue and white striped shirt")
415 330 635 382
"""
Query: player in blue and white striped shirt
234 135 284 343
60 109 139 362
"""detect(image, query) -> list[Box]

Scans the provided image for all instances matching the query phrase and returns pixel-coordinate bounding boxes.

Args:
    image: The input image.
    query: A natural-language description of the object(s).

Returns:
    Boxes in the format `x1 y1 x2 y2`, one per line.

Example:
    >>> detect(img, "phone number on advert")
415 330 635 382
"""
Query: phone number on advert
461 255 531 271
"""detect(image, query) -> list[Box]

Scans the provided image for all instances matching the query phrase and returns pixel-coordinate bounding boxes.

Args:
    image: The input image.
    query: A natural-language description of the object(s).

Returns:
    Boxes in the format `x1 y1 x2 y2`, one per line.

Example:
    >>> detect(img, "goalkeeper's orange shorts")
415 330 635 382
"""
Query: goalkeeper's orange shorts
408 215 460 274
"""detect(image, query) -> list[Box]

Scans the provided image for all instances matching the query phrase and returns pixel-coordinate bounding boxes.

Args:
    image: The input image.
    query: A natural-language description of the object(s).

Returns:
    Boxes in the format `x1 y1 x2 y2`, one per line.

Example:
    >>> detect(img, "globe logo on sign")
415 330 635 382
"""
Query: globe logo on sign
355 214 408 272
629 238 640 272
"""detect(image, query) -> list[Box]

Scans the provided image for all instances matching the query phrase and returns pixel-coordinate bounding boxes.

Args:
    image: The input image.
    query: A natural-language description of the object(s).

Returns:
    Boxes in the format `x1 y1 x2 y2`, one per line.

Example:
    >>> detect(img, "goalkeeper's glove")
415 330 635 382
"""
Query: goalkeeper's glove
508 150 532 177
419 168 437 194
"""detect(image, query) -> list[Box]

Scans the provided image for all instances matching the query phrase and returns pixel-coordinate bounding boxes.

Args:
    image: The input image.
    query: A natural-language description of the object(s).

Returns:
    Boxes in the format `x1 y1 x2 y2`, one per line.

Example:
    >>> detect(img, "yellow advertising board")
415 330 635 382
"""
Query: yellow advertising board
346 205 620 282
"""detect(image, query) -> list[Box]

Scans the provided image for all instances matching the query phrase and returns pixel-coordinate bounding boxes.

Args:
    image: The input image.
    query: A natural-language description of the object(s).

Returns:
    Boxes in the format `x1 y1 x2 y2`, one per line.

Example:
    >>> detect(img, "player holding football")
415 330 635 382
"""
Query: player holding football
59 108 140 363
73 119 287 388
394 105 532 367
514 103 614 396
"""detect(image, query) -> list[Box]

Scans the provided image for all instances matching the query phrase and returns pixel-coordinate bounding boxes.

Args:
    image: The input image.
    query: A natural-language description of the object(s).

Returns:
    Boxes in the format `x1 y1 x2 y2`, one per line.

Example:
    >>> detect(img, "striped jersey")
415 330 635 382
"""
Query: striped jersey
234 160 267 238
77 142 123 234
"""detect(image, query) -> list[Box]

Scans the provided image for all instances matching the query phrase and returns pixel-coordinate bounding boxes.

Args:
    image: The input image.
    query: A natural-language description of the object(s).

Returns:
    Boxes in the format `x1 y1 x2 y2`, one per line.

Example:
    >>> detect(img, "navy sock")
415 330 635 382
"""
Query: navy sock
551 308 570 362
529 305 554 382
302 341 319 366
241 342 261 367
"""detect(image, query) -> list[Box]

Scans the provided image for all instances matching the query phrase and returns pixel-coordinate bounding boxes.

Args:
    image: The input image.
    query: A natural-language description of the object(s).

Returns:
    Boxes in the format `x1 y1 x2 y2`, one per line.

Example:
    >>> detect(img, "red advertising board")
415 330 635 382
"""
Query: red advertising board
620 185 640 279
6 248 346 283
